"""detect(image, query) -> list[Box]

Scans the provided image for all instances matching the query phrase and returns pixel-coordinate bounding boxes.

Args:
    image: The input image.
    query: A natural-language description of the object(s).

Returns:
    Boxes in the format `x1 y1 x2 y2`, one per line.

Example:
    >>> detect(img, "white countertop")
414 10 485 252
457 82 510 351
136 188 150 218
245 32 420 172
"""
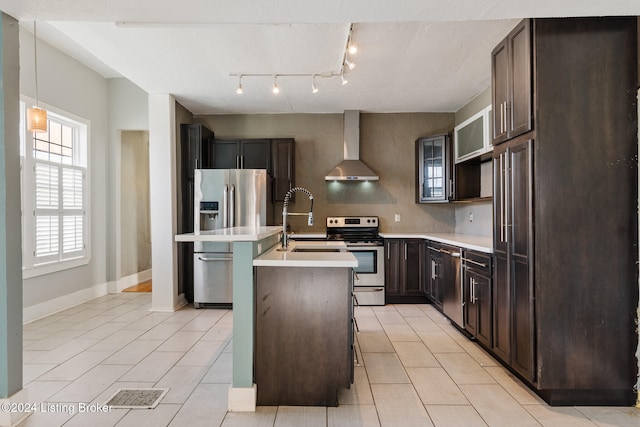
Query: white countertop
379 232 493 253
175 226 281 242
253 240 358 267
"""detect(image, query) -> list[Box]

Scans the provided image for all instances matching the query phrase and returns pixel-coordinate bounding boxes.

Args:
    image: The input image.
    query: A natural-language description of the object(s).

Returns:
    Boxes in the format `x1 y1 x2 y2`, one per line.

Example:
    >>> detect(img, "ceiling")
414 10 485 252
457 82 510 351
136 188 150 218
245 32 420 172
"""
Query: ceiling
2 1 640 114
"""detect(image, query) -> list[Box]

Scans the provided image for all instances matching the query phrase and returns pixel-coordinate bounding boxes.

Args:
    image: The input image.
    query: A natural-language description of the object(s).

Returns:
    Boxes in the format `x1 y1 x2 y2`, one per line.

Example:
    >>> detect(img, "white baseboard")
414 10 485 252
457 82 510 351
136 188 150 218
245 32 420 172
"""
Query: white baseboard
115 268 152 292
228 384 257 412
23 282 108 325
0 388 31 427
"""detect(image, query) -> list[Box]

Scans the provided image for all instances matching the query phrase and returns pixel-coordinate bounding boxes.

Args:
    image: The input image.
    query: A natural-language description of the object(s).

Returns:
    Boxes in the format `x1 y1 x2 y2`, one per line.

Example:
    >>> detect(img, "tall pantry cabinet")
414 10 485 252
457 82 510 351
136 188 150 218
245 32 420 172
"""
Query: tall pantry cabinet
491 17 638 406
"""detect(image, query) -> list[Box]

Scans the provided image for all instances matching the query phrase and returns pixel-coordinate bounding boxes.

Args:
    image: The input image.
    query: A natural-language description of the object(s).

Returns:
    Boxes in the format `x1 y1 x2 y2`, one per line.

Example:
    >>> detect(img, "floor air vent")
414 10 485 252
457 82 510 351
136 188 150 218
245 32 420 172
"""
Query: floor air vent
104 388 169 409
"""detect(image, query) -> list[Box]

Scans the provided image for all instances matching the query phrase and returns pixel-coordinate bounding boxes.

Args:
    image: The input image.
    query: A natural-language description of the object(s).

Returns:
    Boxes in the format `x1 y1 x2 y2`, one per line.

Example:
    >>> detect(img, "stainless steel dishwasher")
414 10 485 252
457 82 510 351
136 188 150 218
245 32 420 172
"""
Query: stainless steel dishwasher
440 245 463 327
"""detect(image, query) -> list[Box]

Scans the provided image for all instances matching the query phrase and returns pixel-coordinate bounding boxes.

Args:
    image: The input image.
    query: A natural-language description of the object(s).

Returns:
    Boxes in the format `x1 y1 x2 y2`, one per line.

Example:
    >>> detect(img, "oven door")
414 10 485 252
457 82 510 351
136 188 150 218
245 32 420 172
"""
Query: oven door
347 245 385 306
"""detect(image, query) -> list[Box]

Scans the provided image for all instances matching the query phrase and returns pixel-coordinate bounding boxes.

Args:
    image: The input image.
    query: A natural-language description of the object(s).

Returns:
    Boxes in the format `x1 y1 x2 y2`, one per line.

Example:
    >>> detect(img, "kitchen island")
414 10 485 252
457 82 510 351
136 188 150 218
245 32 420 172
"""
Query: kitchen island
253 241 358 406
174 229 357 411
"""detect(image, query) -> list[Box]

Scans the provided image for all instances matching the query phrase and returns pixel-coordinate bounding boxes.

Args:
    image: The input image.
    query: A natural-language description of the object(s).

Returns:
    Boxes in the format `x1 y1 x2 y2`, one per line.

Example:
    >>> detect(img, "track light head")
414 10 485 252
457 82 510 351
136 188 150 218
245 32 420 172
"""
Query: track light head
345 58 356 70
348 44 357 55
341 74 349 85
272 75 280 94
236 75 243 94
312 75 319 94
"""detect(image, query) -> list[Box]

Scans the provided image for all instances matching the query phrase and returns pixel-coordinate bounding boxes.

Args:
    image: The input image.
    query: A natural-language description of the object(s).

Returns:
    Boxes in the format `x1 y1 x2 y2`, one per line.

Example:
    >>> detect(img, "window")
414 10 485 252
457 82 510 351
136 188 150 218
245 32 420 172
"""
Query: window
20 100 90 278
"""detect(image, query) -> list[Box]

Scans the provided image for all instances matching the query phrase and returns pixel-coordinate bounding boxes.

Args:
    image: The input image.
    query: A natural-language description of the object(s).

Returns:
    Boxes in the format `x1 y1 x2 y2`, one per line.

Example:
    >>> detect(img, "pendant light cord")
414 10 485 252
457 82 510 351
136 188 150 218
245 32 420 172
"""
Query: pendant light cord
33 21 39 108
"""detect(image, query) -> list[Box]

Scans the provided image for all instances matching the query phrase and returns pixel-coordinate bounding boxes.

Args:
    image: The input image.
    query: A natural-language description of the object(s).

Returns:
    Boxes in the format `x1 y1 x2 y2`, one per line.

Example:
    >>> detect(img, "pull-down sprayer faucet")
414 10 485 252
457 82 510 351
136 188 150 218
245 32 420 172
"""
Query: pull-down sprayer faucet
279 187 314 250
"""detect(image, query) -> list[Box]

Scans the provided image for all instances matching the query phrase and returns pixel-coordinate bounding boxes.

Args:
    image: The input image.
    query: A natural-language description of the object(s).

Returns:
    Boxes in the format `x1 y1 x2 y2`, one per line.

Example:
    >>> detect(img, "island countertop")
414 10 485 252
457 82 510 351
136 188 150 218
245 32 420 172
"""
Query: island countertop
253 240 358 267
175 226 282 242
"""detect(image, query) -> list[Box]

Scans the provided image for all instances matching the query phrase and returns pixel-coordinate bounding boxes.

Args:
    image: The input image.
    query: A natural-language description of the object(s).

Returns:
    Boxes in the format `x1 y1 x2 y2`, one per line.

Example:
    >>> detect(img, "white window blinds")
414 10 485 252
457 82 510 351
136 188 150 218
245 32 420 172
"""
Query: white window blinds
33 161 86 263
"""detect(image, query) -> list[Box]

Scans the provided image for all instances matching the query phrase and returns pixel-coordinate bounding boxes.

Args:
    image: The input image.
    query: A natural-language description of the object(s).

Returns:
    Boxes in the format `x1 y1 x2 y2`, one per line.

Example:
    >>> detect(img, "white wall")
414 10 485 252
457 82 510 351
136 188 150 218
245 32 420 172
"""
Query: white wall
19 26 109 316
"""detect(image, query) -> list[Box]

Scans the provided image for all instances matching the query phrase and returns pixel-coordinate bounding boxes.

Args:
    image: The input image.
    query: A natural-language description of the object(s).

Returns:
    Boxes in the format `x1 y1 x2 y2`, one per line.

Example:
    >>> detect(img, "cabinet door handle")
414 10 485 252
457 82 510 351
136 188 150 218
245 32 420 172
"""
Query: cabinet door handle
427 246 441 252
498 153 504 242
469 277 474 303
404 243 407 260
461 257 487 268
431 260 437 280
503 102 508 133
387 243 390 260
504 150 510 243
472 277 477 303
499 102 504 134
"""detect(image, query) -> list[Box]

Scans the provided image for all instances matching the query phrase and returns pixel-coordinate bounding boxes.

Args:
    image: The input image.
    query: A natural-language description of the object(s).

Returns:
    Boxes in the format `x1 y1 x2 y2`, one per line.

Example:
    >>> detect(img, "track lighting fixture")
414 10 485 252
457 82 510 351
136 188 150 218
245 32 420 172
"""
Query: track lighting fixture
235 75 243 94
229 23 358 94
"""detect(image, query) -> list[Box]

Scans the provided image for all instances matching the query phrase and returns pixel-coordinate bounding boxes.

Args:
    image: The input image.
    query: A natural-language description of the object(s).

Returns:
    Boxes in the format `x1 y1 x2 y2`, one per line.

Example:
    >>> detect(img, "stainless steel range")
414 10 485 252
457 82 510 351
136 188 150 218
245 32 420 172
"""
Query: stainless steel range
326 216 385 306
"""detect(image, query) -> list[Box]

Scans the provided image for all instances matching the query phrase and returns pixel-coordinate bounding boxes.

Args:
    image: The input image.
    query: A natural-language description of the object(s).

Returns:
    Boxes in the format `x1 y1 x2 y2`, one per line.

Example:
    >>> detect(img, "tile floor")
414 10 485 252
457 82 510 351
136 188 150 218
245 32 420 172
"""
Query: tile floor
16 293 640 426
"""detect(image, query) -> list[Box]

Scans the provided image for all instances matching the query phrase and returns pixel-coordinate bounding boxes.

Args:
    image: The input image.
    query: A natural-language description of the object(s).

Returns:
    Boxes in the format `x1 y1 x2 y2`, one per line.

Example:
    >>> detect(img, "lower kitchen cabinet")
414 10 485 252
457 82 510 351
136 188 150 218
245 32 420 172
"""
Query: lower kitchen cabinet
254 266 353 406
384 239 427 303
425 242 444 309
462 250 492 349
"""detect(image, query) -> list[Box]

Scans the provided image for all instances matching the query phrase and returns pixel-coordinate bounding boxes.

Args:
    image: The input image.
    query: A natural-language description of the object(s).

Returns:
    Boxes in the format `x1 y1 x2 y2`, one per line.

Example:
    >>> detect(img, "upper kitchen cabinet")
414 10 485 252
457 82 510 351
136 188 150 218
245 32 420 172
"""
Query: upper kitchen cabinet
180 124 215 181
415 134 452 203
211 139 272 172
454 105 493 163
271 139 295 202
492 19 532 145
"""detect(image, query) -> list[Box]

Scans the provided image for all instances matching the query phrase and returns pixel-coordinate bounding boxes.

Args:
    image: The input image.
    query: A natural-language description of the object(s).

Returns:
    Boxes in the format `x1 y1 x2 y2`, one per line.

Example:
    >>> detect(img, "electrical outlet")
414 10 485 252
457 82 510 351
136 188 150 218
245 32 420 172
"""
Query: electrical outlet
394 213 401 223
469 211 474 223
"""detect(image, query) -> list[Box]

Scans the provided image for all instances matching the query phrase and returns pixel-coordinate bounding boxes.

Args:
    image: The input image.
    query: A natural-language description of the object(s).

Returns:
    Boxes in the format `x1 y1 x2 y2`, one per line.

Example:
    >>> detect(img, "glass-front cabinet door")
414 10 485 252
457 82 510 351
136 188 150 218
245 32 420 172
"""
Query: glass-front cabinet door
415 134 450 203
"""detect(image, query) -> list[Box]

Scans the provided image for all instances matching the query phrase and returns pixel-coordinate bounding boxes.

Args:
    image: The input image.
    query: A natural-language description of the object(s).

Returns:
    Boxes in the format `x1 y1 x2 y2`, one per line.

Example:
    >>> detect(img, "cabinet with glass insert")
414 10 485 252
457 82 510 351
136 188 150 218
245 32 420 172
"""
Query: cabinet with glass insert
415 133 452 203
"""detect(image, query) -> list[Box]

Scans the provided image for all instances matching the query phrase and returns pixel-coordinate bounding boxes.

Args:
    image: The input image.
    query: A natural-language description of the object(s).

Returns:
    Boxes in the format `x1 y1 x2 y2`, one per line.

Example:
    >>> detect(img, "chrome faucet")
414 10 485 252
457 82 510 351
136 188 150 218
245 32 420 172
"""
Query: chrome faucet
280 187 314 250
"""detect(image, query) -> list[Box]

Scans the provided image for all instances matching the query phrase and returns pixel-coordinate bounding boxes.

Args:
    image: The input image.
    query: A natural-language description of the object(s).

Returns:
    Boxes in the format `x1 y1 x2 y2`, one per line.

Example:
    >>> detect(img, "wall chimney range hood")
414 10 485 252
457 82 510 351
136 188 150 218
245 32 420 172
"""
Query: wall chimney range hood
325 110 379 181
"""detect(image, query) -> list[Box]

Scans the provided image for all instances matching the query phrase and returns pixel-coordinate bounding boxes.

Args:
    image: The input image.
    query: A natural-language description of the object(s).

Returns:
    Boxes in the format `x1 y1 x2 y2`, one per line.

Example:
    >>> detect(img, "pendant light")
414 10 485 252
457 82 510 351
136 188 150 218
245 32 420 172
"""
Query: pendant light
27 21 47 133
311 75 319 94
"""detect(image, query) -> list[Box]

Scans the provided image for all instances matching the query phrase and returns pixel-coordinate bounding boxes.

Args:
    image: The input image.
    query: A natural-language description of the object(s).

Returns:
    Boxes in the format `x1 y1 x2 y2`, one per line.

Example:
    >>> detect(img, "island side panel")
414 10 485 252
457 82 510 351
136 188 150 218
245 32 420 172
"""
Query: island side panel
232 241 256 389
255 266 352 406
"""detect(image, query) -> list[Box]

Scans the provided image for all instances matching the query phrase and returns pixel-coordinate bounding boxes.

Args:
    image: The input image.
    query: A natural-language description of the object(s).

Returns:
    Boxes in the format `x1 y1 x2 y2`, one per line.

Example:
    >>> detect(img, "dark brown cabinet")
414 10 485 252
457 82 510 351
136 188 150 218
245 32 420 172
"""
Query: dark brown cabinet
178 124 214 303
493 138 534 382
255 266 353 406
415 134 453 203
271 138 295 201
211 139 271 171
211 138 295 203
490 18 638 406
384 239 427 302
492 19 532 145
425 242 444 309
462 251 493 353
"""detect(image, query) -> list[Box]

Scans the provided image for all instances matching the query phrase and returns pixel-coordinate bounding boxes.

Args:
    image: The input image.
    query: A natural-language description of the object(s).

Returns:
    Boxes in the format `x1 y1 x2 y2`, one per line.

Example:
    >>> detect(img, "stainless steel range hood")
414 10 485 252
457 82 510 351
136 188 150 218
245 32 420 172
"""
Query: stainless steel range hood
325 110 379 181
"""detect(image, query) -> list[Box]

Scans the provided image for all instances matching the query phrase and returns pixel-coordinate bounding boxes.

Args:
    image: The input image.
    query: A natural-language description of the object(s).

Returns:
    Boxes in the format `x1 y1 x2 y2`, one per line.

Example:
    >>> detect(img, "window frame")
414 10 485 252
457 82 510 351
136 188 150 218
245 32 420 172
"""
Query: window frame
20 97 91 279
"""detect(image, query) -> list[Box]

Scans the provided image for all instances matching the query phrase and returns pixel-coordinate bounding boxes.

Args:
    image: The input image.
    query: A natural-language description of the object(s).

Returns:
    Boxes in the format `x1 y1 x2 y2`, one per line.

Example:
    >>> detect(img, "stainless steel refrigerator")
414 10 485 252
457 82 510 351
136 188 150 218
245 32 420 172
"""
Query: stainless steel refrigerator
193 169 272 307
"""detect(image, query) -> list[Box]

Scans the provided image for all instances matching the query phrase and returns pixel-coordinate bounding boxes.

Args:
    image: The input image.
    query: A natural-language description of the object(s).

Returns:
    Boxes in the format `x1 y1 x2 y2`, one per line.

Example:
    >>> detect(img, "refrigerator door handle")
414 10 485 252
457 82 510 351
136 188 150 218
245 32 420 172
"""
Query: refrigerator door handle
229 184 236 228
223 184 229 228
